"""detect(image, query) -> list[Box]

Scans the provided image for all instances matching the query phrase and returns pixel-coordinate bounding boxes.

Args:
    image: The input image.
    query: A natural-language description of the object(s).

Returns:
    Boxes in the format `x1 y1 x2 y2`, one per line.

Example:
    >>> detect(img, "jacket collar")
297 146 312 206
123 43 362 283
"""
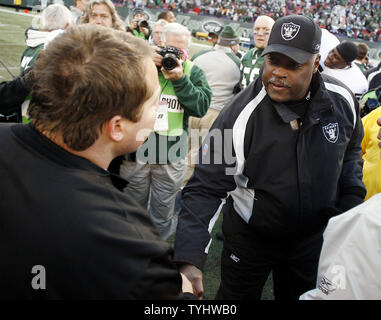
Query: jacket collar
12 124 128 191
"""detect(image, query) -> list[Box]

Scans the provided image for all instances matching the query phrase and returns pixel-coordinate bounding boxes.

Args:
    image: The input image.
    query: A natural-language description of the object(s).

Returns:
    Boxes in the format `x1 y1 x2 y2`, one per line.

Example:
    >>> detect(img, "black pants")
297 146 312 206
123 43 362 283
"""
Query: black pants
215 205 323 300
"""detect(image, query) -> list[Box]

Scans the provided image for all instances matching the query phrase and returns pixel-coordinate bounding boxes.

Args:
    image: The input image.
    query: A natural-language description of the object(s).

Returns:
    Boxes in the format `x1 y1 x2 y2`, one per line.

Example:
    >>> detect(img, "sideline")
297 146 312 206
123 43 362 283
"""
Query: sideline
191 42 211 49
0 7 37 17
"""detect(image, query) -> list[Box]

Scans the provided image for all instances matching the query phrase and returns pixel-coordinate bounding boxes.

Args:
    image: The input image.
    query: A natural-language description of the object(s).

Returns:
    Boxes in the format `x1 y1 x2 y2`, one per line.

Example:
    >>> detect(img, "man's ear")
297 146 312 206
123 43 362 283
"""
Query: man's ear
313 54 321 73
106 115 124 142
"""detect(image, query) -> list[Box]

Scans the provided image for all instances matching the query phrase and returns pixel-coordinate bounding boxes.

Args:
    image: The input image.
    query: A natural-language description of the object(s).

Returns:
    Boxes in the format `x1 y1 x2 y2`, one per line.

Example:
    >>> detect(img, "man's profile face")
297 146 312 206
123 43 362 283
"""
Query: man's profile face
253 17 273 50
89 4 113 28
324 48 347 69
262 52 319 103
123 58 160 154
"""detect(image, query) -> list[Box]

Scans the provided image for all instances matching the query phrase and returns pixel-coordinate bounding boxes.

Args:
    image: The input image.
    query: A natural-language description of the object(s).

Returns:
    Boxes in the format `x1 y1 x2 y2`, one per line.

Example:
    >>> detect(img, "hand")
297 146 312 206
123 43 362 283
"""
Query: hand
180 273 194 294
179 264 204 299
152 46 163 67
139 26 150 37
130 19 138 29
161 59 184 81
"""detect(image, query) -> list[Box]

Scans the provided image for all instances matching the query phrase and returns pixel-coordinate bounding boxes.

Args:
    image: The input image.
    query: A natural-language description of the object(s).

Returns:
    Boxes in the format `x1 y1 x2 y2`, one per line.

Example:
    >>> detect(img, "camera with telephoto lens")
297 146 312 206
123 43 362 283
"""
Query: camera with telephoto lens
137 19 149 29
158 45 183 71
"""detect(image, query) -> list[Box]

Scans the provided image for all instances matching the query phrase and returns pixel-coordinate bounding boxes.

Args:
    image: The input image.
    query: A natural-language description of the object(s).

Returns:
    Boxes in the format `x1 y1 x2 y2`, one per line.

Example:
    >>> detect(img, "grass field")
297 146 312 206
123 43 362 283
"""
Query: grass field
0 8 38 81
0 6 274 300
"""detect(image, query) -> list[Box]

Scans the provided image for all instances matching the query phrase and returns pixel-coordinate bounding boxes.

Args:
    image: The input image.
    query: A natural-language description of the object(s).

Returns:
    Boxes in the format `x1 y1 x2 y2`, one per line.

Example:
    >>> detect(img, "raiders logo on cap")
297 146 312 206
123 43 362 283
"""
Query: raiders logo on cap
281 22 300 41
261 15 322 64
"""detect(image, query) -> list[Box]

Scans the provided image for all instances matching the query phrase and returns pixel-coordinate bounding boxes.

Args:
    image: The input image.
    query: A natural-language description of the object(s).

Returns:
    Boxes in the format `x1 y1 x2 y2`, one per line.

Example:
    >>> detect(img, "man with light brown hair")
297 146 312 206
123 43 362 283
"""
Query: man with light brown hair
354 42 369 73
81 0 125 31
0 24 194 299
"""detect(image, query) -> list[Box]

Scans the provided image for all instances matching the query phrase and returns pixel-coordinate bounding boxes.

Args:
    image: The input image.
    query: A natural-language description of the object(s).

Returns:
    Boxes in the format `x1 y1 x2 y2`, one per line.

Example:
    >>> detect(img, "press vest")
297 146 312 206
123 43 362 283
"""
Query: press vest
157 60 193 136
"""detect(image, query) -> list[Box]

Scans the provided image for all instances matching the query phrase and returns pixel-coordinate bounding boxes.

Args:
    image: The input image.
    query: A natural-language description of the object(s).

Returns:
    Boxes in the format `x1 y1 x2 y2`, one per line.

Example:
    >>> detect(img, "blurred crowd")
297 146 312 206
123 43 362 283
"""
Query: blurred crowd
114 0 381 42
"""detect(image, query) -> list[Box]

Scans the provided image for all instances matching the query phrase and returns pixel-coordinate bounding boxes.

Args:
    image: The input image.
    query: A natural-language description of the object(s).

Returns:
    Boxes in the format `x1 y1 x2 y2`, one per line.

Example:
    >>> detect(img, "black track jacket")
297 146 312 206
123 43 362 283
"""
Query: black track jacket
174 72 366 270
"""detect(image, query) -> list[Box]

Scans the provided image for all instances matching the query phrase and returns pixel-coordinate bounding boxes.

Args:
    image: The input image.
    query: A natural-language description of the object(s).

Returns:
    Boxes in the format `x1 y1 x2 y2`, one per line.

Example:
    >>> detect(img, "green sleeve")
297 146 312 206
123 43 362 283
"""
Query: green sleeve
241 48 253 68
172 64 212 118
20 44 44 73
132 29 147 39
225 52 241 70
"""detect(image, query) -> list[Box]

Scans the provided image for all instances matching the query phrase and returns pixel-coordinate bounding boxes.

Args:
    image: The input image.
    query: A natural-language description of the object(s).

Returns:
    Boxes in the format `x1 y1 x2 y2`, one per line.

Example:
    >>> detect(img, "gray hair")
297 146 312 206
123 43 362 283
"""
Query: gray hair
153 19 168 30
42 4 72 30
161 23 191 49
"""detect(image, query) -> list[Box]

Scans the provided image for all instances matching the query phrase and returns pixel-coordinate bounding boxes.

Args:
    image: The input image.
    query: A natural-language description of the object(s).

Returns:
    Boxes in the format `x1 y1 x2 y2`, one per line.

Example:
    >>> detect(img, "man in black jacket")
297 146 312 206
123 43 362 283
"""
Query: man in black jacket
174 15 366 300
0 24 194 299
0 69 31 123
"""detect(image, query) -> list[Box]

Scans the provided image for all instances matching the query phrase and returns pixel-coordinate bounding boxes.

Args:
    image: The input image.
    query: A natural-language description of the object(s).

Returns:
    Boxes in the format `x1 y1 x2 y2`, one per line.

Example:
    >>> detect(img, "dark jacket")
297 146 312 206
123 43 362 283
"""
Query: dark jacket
0 70 30 122
365 62 381 90
174 72 366 270
0 123 185 299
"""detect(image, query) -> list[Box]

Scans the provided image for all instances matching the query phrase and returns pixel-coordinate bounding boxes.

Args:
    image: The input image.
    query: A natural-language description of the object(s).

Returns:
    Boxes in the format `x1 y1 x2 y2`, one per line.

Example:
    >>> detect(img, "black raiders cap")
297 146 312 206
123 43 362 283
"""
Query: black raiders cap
262 15 322 64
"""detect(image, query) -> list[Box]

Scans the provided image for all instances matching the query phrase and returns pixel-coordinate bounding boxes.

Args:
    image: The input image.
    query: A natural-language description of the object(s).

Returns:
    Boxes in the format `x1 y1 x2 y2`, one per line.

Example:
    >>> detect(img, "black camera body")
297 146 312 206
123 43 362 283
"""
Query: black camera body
361 98 379 118
158 45 183 71
137 19 149 29
360 86 381 118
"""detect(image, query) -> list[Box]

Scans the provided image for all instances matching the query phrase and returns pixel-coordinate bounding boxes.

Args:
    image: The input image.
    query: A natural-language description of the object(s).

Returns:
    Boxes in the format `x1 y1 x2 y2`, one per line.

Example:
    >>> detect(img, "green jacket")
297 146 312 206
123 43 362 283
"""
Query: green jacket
132 29 147 39
135 61 212 164
241 47 265 88
20 44 44 73
20 28 48 123
20 28 51 73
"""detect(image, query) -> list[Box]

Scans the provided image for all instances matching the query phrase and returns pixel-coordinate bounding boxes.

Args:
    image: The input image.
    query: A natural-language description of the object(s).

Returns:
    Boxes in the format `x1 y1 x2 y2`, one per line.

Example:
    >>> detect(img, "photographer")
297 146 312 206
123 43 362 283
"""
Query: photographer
127 8 151 40
120 23 212 241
